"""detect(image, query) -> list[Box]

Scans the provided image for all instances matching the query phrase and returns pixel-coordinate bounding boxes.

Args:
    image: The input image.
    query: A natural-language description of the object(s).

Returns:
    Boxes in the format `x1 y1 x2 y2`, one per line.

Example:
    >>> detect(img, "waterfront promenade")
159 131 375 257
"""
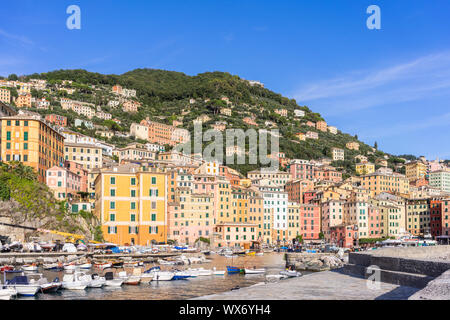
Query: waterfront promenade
195 269 420 300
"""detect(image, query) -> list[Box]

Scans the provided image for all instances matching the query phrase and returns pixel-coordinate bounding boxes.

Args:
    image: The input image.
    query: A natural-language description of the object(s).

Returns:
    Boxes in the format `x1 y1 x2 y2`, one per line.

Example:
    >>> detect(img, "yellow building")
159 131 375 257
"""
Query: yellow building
94 166 168 246
356 162 375 175
214 222 257 249
361 172 410 196
287 202 303 240
16 93 32 108
64 142 103 170
0 114 64 182
0 88 11 104
405 161 427 182
406 199 430 236
346 141 360 151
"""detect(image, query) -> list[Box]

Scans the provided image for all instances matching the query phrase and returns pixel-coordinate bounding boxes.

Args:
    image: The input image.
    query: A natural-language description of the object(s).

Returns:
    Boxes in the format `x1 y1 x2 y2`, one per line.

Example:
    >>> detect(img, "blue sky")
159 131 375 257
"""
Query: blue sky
1 0 449 159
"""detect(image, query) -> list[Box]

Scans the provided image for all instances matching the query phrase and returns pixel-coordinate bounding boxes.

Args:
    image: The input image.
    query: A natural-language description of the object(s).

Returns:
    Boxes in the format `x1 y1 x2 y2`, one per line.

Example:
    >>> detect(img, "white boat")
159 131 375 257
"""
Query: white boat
212 268 226 275
279 270 301 278
94 262 112 270
0 288 16 300
77 263 92 269
244 268 266 274
62 272 89 290
5 275 41 296
104 272 124 287
21 264 38 272
63 263 76 271
187 268 212 276
151 271 174 281
28 273 61 293
255 252 264 256
83 274 105 288
118 271 141 285
157 259 175 265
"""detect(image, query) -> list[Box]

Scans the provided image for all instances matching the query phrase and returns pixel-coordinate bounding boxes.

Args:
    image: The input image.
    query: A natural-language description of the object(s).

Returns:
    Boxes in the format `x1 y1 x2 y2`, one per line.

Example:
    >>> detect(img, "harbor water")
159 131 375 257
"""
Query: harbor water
5 253 291 300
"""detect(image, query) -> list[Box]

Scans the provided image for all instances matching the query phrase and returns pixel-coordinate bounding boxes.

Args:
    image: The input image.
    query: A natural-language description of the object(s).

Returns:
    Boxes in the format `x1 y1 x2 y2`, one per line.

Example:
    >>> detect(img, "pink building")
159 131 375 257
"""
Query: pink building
300 204 321 240
167 188 214 245
64 161 88 193
322 200 344 242
285 179 314 203
368 206 381 238
330 224 358 248
289 160 314 181
46 166 82 200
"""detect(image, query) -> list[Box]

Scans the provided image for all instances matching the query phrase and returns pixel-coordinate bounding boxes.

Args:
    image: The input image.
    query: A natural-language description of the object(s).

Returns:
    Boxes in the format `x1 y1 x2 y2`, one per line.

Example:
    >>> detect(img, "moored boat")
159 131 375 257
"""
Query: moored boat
244 268 266 274
0 288 16 300
62 272 89 290
21 264 38 272
5 275 41 296
279 270 301 278
226 266 242 274
104 271 123 287
28 273 61 293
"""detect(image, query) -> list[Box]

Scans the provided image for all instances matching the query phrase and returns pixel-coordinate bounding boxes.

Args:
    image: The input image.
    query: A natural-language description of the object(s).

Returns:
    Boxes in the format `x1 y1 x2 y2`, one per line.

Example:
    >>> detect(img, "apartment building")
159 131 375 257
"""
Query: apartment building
64 142 103 170
406 199 431 236
113 143 156 163
331 148 344 161
16 93 32 108
0 88 11 104
0 115 64 182
361 170 410 196
214 223 258 249
94 167 168 246
356 162 375 175
285 179 314 203
346 142 360 151
405 161 428 182
46 166 82 200
429 170 450 193
45 114 67 127
316 121 327 132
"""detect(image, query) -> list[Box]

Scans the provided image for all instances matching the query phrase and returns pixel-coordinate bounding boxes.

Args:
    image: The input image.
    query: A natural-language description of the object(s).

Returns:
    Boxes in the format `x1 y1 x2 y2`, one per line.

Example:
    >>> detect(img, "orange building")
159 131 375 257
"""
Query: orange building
0 115 64 182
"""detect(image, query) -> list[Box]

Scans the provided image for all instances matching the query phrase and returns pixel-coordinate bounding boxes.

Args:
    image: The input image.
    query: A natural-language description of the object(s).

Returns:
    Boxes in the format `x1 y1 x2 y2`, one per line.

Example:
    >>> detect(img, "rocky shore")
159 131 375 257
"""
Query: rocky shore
285 253 345 272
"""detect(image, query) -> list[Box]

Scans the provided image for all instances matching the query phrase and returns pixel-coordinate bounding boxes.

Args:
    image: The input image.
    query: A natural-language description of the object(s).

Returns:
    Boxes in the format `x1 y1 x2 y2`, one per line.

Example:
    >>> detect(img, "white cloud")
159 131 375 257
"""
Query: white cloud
0 29 34 46
292 52 450 113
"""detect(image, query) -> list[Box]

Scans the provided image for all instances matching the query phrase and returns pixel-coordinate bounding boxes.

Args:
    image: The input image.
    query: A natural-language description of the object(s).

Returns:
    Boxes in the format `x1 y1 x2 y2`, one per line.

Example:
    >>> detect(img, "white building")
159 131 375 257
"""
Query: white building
429 170 450 193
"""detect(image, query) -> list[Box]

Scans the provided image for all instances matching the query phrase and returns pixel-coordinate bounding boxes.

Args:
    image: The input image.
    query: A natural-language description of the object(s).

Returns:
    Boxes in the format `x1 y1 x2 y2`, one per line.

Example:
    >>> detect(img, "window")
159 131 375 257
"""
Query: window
23 155 28 162
131 190 136 197
110 213 115 221
131 202 136 210
24 132 28 141
110 189 115 197
24 143 28 150
151 213 156 221
6 143 10 150
131 214 136 222
151 177 156 184
6 131 11 141
24 121 28 127
110 202 115 209
110 177 116 185
131 178 136 186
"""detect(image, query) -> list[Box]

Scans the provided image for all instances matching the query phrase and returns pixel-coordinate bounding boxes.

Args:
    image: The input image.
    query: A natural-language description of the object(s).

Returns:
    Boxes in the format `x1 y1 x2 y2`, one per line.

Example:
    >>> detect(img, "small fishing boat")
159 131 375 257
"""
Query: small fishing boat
43 263 64 271
212 267 226 275
150 270 174 281
0 287 16 300
77 263 92 269
62 272 89 290
83 274 105 288
172 271 191 280
246 251 256 256
244 268 266 274
28 274 61 293
5 275 41 296
226 266 242 274
104 272 123 287
279 270 301 278
0 265 14 273
119 271 140 285
157 259 175 265
63 263 76 271
94 262 112 270
21 264 38 272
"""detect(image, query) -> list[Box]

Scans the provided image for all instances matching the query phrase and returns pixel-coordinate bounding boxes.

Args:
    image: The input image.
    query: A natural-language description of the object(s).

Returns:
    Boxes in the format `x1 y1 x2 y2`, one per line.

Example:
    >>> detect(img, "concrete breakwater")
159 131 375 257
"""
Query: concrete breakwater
285 252 344 272
0 252 181 265
343 245 450 296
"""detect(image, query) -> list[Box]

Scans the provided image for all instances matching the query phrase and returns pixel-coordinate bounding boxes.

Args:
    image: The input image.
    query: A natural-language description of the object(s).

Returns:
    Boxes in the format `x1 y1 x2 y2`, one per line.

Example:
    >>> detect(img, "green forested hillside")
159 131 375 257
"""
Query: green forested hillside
20 68 396 176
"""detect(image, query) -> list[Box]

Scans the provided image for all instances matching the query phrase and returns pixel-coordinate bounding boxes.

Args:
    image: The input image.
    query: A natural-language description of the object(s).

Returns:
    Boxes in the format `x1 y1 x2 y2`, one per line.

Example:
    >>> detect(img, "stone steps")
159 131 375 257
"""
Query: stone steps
342 263 434 289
